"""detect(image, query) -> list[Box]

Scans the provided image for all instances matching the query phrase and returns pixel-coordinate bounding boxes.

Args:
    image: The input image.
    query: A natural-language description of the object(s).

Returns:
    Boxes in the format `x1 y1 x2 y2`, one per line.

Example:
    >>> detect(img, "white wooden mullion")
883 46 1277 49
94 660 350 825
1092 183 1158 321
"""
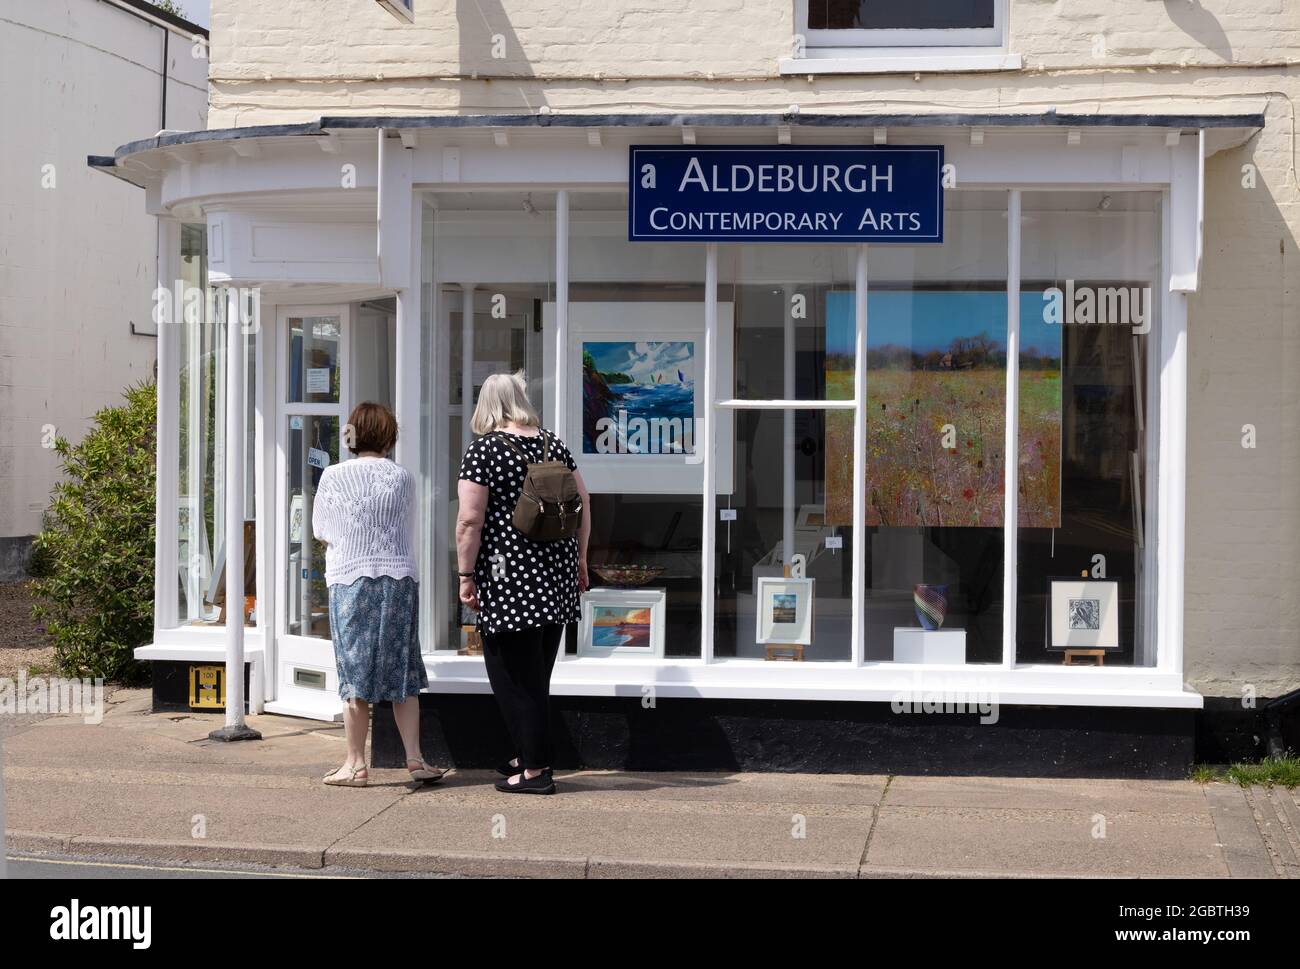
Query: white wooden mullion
701 243 718 664
716 398 855 410
554 190 570 435
1002 189 1022 670
851 244 868 666
222 285 249 729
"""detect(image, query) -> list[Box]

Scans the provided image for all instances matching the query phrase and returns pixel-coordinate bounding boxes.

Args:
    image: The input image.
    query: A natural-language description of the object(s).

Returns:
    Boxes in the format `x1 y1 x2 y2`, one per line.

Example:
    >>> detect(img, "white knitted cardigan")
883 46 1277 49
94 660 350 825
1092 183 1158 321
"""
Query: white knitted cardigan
311 457 418 588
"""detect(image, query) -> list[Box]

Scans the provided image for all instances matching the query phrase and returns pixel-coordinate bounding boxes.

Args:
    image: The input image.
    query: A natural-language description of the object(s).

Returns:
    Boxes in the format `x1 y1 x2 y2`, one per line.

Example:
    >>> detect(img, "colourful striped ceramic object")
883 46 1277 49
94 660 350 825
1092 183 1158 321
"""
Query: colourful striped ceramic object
913 584 948 630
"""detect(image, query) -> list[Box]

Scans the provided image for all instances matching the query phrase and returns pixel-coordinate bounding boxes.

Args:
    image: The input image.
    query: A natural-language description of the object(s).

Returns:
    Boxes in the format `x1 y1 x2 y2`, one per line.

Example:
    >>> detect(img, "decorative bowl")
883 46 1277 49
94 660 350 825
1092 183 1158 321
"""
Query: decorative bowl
591 564 665 587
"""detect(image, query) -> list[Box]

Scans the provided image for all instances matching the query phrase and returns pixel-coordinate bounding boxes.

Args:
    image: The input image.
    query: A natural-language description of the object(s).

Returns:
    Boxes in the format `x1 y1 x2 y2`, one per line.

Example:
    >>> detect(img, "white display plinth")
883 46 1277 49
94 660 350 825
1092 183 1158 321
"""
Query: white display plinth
893 627 966 664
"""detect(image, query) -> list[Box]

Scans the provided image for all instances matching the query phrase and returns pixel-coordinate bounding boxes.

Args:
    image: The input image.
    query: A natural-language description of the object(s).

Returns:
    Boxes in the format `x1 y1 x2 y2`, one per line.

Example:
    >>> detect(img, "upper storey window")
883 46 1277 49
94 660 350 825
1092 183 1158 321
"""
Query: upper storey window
805 0 1001 46
789 1 1016 73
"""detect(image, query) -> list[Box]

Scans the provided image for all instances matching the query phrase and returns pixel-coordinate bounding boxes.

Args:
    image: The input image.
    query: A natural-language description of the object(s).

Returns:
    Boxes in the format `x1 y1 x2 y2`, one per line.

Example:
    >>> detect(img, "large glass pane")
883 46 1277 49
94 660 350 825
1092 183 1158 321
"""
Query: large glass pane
862 190 1008 663
809 1 995 30
566 192 706 657
714 408 855 661
426 192 556 650
287 316 341 405
175 228 256 627
286 414 339 639
717 245 855 400
355 299 397 412
1016 191 1160 667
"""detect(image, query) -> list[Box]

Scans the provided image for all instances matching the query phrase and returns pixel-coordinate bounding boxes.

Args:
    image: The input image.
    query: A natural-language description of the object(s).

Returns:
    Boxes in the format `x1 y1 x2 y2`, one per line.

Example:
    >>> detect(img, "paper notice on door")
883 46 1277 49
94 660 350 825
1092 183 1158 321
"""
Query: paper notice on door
306 368 331 394
307 447 330 470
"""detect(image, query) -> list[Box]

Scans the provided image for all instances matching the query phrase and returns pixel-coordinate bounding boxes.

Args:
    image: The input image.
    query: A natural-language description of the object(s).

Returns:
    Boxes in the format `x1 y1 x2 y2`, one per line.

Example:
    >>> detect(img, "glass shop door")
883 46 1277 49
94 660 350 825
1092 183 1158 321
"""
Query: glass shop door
267 305 350 720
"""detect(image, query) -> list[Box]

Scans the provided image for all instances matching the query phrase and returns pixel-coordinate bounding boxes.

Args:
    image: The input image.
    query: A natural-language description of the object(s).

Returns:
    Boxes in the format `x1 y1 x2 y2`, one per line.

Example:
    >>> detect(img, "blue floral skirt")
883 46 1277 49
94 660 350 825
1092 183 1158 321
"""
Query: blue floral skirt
328 575 428 703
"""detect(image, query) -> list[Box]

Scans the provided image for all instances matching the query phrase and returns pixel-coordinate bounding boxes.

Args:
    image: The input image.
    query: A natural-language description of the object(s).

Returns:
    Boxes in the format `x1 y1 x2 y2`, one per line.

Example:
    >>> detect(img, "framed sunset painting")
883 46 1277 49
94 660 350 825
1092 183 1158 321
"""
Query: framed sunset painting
578 587 667 658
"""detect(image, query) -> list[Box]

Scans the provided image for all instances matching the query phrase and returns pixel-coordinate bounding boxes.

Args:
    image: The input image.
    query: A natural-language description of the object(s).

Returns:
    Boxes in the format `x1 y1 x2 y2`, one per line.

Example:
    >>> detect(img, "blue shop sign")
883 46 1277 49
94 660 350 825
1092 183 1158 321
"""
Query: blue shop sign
629 145 944 243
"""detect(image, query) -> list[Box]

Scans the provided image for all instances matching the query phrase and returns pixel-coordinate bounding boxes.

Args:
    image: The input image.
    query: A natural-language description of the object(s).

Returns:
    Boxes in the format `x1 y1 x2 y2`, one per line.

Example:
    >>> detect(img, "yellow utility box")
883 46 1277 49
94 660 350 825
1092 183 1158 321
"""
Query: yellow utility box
189 665 225 710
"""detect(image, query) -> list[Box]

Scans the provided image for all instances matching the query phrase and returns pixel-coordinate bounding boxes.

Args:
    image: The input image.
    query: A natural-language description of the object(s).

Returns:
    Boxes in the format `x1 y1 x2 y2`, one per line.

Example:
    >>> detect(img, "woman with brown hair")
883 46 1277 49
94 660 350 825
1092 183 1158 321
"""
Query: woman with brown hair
312 401 443 787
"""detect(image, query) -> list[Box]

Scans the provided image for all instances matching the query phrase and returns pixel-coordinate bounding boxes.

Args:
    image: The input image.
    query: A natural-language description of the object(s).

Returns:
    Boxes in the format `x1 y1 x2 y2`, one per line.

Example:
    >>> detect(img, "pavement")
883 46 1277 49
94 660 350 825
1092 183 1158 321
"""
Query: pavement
3 689 1299 879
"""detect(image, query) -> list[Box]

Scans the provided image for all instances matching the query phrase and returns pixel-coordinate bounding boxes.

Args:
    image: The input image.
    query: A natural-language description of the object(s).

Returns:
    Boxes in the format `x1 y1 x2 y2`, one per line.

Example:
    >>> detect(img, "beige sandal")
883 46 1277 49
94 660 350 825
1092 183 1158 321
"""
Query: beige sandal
323 764 369 787
406 758 447 783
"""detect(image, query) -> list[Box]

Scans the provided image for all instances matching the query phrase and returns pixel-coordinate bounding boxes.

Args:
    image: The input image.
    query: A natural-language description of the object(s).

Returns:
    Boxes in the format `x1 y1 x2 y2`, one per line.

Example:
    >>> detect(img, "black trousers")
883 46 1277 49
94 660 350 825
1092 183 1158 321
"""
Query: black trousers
481 623 562 770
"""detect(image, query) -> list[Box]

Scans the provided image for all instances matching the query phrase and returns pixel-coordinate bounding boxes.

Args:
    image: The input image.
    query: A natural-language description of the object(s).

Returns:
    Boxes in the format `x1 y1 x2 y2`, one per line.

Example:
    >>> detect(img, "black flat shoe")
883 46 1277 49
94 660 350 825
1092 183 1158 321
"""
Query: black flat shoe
495 771 556 795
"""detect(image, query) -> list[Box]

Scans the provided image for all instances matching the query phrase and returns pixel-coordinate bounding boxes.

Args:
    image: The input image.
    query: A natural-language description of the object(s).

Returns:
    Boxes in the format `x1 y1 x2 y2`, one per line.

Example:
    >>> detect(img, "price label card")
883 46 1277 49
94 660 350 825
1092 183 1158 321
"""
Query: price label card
719 509 737 521
825 536 843 550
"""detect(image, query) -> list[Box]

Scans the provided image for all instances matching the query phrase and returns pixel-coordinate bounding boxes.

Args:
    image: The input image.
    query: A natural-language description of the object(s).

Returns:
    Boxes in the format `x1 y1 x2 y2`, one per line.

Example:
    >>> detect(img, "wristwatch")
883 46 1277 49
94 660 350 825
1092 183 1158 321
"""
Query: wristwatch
457 570 475 578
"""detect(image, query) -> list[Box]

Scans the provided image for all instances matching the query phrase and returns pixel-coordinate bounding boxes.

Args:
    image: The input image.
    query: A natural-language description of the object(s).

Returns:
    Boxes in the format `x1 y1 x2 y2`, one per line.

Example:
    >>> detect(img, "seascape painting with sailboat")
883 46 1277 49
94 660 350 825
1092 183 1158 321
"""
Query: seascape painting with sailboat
582 341 696 454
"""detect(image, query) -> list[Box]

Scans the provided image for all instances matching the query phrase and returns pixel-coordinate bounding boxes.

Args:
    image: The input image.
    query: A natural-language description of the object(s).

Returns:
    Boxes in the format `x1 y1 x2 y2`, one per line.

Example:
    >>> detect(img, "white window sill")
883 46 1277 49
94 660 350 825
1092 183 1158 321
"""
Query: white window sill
423 653 1202 709
780 49 1023 75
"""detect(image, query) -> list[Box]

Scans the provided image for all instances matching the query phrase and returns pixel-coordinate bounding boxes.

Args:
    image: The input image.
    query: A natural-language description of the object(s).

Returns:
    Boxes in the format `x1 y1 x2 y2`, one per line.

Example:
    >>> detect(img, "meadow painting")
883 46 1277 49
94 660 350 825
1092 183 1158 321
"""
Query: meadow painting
825 290 1061 528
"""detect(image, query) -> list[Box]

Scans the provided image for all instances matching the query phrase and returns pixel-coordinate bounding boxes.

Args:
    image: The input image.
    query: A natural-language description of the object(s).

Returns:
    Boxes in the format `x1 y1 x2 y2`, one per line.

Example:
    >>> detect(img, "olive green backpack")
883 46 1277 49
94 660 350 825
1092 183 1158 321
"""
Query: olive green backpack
496 432 583 542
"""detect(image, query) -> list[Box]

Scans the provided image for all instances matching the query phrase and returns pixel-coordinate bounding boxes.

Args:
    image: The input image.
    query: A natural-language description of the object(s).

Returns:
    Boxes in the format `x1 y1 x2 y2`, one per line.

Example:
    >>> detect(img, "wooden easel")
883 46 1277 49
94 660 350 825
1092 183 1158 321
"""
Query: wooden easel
1063 648 1106 666
762 562 806 661
765 643 805 662
458 624 483 656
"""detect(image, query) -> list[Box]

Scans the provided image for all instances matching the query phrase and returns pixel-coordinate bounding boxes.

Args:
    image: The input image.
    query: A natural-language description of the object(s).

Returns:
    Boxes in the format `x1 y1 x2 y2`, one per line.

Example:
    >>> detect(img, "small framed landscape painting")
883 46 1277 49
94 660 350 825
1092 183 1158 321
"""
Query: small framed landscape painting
1048 579 1120 650
578 587 667 659
755 577 815 646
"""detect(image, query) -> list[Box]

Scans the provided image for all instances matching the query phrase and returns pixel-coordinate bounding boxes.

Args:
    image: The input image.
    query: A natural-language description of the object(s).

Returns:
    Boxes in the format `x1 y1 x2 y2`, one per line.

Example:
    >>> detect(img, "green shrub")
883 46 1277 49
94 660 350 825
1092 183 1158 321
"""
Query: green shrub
30 382 157 682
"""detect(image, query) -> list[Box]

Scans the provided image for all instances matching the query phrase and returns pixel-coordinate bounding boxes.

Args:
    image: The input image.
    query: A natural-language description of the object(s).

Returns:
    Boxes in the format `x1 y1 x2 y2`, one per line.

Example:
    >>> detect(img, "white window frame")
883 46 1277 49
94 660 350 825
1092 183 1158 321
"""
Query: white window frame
375 0 415 24
786 0 1020 74
799 0 1006 48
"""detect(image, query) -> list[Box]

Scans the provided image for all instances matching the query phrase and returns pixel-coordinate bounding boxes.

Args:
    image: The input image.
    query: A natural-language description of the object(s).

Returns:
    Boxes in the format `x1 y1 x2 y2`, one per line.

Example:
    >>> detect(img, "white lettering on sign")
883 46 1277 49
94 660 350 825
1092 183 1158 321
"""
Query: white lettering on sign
677 156 894 195
649 208 847 233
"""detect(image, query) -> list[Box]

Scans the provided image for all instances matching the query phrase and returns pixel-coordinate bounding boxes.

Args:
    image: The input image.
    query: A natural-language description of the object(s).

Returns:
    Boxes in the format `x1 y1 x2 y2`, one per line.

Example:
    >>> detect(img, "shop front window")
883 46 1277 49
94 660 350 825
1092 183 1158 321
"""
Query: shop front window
414 174 1167 679
423 192 556 650
1015 191 1161 667
175 224 255 627
862 190 1008 662
565 193 707 657
715 245 857 661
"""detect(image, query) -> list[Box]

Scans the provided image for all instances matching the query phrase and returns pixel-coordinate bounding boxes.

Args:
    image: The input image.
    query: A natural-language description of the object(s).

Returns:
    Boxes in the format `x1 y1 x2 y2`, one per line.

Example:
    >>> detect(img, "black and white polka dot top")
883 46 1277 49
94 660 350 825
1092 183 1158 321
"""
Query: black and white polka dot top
458 428 581 636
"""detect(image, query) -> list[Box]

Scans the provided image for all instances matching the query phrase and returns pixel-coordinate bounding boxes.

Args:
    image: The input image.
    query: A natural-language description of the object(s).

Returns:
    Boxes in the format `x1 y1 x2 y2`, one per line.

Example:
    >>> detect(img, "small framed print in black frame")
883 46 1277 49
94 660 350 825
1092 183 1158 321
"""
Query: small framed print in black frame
1047 578 1120 651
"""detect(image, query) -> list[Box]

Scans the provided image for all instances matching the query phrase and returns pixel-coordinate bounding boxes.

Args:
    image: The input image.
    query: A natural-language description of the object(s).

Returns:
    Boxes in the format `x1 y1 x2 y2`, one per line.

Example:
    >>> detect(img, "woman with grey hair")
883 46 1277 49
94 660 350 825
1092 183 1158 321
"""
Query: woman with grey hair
456 371 591 795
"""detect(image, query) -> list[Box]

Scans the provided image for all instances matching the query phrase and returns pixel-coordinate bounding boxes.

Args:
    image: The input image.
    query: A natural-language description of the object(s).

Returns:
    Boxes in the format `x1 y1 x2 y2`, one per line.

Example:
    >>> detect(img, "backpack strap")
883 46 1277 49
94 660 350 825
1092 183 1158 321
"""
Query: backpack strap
493 431 528 464
494 429 550 464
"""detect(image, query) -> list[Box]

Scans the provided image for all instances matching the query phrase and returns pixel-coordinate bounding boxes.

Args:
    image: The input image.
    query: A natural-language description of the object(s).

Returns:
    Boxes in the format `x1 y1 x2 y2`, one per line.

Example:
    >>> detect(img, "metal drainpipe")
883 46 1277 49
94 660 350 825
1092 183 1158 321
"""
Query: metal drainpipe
161 27 168 129
1262 687 1300 759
